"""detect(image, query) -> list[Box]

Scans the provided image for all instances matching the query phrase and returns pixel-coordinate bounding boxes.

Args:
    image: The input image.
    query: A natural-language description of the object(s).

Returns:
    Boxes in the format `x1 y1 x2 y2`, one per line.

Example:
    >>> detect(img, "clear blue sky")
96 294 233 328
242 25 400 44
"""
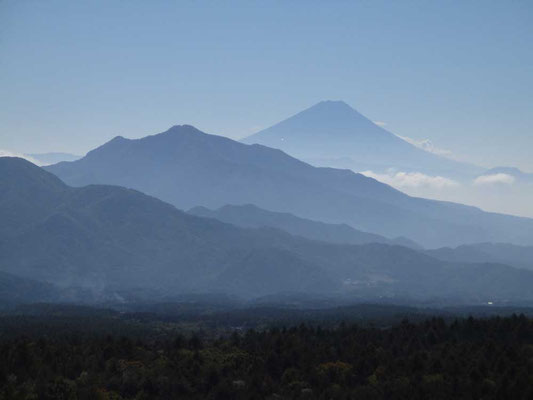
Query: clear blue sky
1 0 532 171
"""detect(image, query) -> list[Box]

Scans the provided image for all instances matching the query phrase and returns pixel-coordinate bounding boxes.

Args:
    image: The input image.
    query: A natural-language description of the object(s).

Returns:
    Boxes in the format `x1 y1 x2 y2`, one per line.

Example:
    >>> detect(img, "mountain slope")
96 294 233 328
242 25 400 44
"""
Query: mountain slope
45 125 533 248
242 100 482 177
0 271 62 304
189 204 421 249
427 243 533 271
0 158 335 296
3 157 533 302
0 157 69 237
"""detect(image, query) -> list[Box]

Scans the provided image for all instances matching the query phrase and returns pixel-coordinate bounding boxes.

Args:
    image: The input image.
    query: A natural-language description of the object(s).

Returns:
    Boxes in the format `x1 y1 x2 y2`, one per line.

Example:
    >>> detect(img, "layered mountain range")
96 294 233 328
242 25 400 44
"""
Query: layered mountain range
45 125 533 248
189 204 533 273
426 243 533 272
189 204 421 249
3 157 533 303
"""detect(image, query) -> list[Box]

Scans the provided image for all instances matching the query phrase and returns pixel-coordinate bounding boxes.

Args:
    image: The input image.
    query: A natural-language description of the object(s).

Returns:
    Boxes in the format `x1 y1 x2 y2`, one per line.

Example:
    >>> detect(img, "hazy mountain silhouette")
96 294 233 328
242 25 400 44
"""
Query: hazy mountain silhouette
242 100 482 176
26 152 81 166
189 204 421 249
46 125 533 248
4 157 533 302
427 242 533 271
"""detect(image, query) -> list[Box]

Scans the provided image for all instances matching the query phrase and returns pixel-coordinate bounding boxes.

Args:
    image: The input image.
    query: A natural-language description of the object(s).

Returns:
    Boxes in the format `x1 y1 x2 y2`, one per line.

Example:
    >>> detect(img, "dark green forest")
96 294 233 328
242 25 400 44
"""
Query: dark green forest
1 310 532 400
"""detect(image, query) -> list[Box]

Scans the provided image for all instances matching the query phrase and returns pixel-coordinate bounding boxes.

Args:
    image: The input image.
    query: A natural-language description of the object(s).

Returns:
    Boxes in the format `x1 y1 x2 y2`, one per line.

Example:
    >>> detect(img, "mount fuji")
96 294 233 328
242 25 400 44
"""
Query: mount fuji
242 100 482 177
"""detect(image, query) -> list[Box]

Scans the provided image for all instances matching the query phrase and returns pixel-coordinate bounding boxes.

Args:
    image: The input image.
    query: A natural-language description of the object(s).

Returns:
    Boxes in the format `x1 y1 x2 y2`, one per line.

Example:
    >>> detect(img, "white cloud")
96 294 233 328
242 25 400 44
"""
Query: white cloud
0 149 40 165
396 135 452 157
373 121 387 127
474 173 516 186
361 169 459 190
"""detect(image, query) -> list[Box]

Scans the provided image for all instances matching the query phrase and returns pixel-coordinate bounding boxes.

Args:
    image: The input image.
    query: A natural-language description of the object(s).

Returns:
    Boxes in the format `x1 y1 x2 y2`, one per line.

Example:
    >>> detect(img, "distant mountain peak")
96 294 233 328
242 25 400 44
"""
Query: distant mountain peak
166 124 202 133
241 100 398 153
148 125 213 143
242 100 483 177
298 99 366 118
313 99 352 109
94 126 208 155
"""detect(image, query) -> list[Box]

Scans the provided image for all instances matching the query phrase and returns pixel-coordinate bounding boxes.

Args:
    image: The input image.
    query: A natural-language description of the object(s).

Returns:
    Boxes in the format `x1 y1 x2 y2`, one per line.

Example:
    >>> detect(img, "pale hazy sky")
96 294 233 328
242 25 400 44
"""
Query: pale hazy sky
1 0 532 171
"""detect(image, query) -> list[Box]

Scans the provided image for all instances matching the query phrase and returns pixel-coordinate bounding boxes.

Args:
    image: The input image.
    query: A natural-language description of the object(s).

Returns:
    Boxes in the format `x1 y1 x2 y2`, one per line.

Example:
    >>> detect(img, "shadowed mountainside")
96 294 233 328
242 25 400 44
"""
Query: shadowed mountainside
0 271 61 304
427 242 533 271
3 157 533 303
189 204 421 249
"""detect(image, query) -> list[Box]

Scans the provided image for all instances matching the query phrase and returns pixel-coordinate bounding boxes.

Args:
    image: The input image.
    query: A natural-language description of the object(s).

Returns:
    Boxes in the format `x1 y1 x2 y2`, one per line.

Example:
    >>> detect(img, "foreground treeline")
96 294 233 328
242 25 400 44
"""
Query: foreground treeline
1 315 532 399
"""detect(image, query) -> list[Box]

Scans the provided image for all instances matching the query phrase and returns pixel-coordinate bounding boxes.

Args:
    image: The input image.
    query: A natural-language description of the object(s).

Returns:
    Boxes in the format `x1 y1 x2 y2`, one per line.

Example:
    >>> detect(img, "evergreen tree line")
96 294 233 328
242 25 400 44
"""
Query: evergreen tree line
0 314 532 399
